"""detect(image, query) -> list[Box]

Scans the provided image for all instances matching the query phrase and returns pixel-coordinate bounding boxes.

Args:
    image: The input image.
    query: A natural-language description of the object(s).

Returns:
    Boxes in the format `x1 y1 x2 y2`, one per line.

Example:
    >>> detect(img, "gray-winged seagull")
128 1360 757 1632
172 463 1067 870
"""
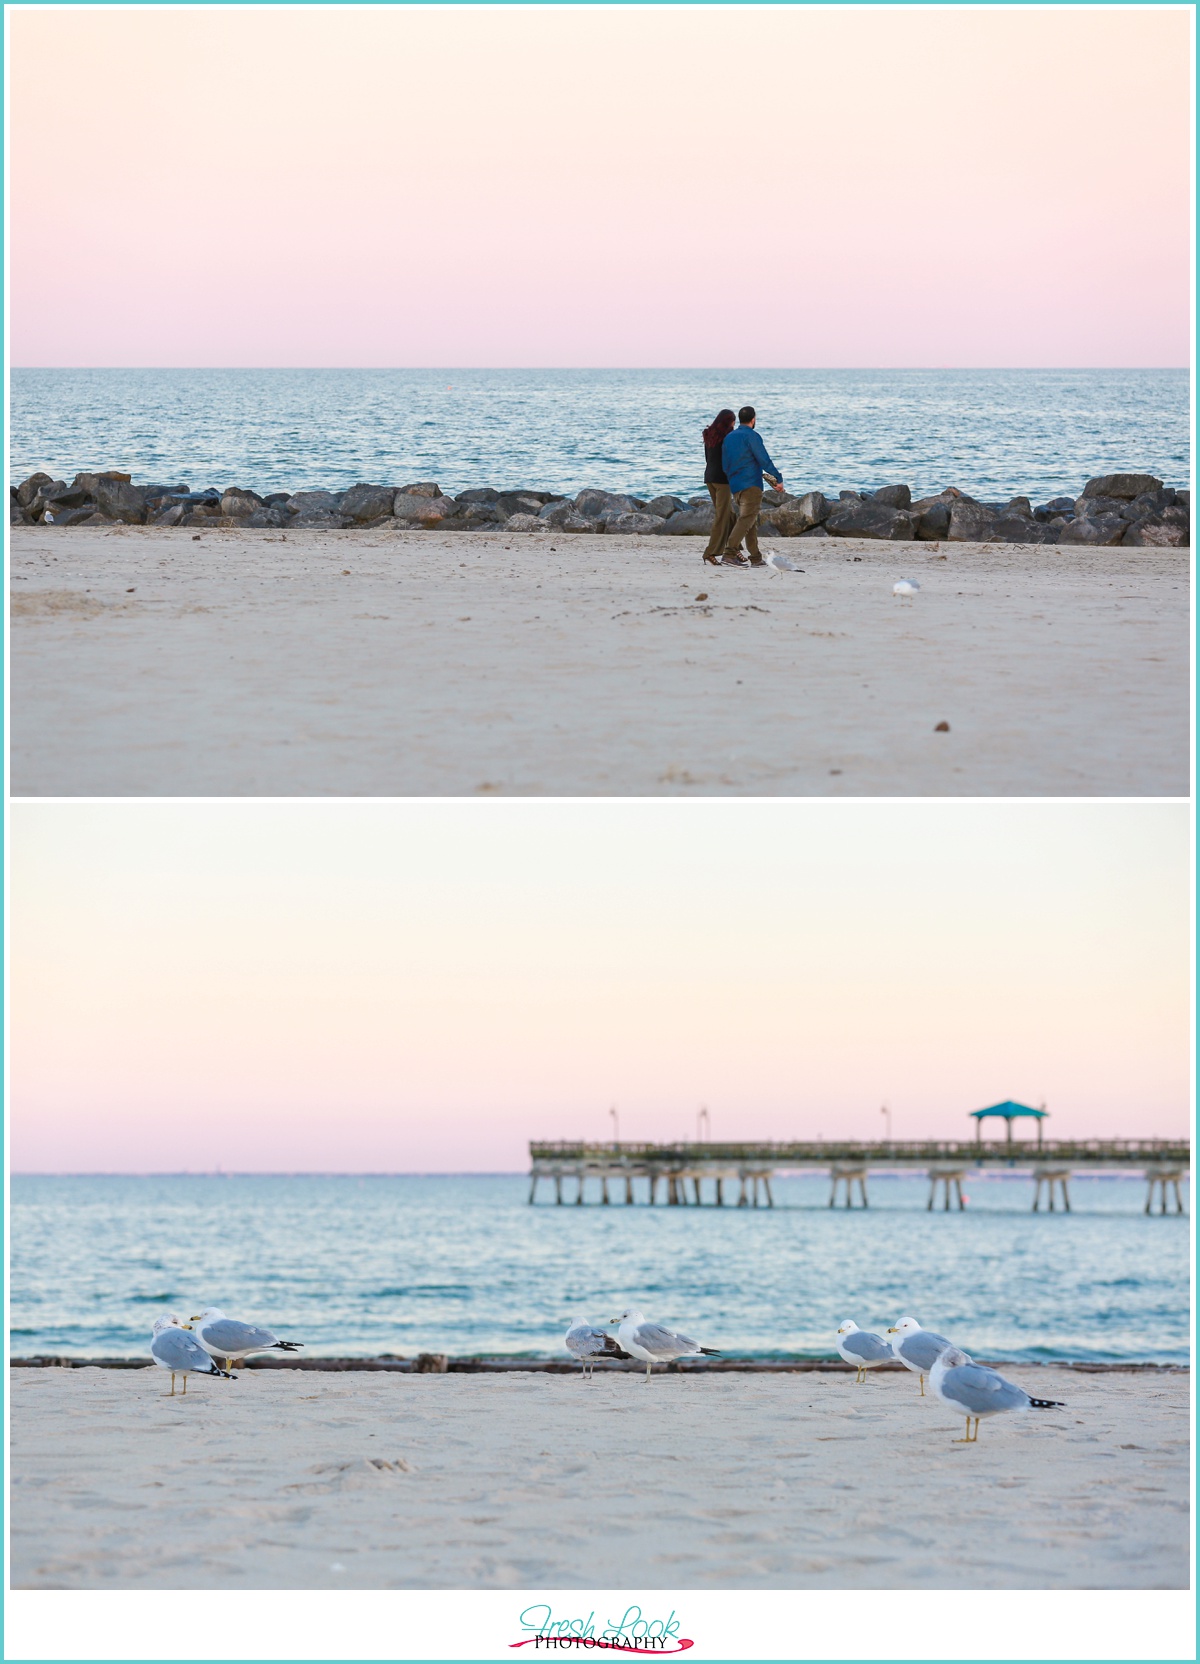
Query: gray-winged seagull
150 1314 234 1396
564 1315 631 1379
834 1319 894 1383
930 1346 1065 1442
887 1315 956 1395
189 1307 304 1371
612 1308 721 1381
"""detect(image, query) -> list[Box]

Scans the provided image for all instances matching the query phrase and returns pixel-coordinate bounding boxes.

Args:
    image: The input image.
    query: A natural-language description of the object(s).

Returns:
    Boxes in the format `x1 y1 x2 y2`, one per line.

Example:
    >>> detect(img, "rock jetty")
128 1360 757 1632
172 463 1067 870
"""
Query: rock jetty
11 470 1190 546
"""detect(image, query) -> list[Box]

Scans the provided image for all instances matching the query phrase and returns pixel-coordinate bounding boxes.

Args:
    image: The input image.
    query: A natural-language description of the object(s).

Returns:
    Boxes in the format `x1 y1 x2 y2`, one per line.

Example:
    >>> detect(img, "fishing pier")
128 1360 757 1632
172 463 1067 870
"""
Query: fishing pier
528 1136 1190 1213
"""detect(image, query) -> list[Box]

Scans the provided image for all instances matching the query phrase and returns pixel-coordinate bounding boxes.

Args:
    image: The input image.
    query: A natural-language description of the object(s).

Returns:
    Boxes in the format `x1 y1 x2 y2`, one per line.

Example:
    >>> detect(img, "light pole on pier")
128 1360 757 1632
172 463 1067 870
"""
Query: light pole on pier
881 1104 892 1145
609 1105 619 1147
697 1106 710 1142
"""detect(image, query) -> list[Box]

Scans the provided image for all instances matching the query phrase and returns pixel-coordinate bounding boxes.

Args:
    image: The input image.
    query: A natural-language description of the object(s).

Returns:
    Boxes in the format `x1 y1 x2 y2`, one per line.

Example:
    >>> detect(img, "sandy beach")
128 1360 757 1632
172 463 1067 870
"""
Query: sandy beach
9 526 1189 797
9 1365 1188 1590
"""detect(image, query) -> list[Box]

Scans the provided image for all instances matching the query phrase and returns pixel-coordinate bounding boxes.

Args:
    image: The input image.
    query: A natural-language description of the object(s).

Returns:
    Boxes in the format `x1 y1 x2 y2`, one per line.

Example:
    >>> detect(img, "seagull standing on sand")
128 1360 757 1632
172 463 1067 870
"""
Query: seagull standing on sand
189 1307 304 1372
893 578 920 598
886 1315 956 1395
767 553 805 577
611 1309 721 1381
834 1320 894 1384
930 1346 1065 1443
564 1315 631 1380
150 1315 234 1396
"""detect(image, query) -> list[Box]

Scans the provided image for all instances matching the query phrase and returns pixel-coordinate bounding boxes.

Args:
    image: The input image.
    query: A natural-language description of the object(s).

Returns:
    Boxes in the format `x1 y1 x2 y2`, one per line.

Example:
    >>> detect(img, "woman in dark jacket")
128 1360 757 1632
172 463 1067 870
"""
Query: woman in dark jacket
701 408 737 565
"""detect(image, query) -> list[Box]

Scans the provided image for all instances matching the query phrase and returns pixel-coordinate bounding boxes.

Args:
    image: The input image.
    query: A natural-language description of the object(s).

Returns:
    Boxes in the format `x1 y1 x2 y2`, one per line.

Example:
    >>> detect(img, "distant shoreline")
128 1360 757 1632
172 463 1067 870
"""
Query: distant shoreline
10 1356 1188 1374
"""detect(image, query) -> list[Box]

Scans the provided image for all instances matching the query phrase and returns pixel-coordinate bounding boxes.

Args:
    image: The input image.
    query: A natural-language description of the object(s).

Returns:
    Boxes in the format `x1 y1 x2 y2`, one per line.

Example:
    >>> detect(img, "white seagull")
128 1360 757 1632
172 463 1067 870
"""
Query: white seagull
886 1315 957 1396
893 578 920 598
611 1308 721 1381
930 1347 1065 1443
834 1319 894 1384
564 1315 631 1380
768 552 805 577
189 1307 304 1371
150 1314 234 1396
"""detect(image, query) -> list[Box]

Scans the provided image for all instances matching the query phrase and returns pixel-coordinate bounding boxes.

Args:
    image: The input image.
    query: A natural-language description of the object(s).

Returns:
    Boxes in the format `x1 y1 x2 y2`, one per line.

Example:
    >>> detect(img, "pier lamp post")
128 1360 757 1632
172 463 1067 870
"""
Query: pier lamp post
697 1106 710 1143
609 1106 619 1148
880 1104 892 1145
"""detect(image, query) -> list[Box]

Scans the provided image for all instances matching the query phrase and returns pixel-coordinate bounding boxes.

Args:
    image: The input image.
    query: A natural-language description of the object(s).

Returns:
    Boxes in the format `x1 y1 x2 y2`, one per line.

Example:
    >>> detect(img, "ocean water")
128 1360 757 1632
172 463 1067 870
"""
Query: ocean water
9 1174 1189 1364
10 367 1190 504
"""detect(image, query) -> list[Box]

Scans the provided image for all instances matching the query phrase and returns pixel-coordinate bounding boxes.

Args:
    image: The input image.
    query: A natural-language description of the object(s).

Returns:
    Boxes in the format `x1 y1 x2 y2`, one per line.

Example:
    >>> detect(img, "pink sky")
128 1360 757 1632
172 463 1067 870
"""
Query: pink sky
10 801 1190 1172
9 6 1191 367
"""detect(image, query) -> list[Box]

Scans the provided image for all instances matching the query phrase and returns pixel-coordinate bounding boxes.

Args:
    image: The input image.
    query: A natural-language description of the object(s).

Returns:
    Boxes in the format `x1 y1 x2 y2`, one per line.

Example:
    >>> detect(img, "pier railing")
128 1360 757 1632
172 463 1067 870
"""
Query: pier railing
527 1138 1190 1211
530 1138 1190 1165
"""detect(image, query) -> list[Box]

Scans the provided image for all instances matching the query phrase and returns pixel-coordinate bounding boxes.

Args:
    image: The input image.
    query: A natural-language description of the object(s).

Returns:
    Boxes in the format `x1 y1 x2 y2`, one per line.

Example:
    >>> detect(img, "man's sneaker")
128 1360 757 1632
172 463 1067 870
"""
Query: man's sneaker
748 556 766 567
721 554 748 567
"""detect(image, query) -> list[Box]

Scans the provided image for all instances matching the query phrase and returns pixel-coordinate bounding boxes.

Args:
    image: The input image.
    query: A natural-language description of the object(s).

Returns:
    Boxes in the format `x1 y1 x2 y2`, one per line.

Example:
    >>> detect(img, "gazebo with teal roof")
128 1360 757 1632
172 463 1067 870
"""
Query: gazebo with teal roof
970 1100 1048 1146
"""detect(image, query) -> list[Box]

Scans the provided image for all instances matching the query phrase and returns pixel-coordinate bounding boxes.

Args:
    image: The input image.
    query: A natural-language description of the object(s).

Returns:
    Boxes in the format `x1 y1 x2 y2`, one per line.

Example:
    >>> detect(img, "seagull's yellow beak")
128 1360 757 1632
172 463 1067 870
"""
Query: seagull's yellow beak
181 1323 194 1331
188 1314 203 1322
886 1327 897 1334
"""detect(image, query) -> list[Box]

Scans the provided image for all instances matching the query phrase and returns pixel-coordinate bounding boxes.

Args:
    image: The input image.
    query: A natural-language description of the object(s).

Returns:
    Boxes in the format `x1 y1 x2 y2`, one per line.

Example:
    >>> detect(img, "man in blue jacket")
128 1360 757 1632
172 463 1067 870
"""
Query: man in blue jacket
719 406 784 566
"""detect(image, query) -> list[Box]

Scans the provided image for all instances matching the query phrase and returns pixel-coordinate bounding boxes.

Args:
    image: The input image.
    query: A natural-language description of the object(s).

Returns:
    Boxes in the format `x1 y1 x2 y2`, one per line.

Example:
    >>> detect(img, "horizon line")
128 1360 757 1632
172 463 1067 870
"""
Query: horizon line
10 364 1191 374
10 1168 1168 1180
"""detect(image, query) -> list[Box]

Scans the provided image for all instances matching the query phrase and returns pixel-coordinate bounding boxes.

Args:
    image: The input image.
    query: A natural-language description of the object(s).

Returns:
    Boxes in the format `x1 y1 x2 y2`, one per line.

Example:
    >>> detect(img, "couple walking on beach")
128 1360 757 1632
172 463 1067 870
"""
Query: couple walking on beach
702 405 785 566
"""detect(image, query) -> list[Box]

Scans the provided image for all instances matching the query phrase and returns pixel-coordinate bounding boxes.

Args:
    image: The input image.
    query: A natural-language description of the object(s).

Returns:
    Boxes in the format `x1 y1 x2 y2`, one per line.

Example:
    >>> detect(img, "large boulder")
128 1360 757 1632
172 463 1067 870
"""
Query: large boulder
143 484 190 511
393 492 458 524
244 507 287 529
826 499 915 540
42 504 97 528
911 496 953 540
871 483 912 509
221 488 265 518
503 513 547 533
29 480 72 520
495 491 546 520
773 491 829 536
1082 472 1163 501
94 478 149 522
575 488 638 520
947 500 999 542
340 483 395 523
400 481 442 498
1125 487 1177 520
1057 514 1126 545
1074 494 1125 520
39 479 84 506
643 494 685 519
151 502 187 527
287 490 341 517
604 512 667 535
658 506 716 535
456 502 506 526
989 513 1058 544
72 470 132 493
1121 505 1190 547
456 487 501 506
537 498 583 528
17 472 54 507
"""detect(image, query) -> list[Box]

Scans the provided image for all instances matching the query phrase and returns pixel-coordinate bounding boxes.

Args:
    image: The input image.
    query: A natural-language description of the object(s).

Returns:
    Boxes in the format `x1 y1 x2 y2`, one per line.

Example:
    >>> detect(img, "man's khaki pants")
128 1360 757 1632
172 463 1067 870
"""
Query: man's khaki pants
722 486 762 559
